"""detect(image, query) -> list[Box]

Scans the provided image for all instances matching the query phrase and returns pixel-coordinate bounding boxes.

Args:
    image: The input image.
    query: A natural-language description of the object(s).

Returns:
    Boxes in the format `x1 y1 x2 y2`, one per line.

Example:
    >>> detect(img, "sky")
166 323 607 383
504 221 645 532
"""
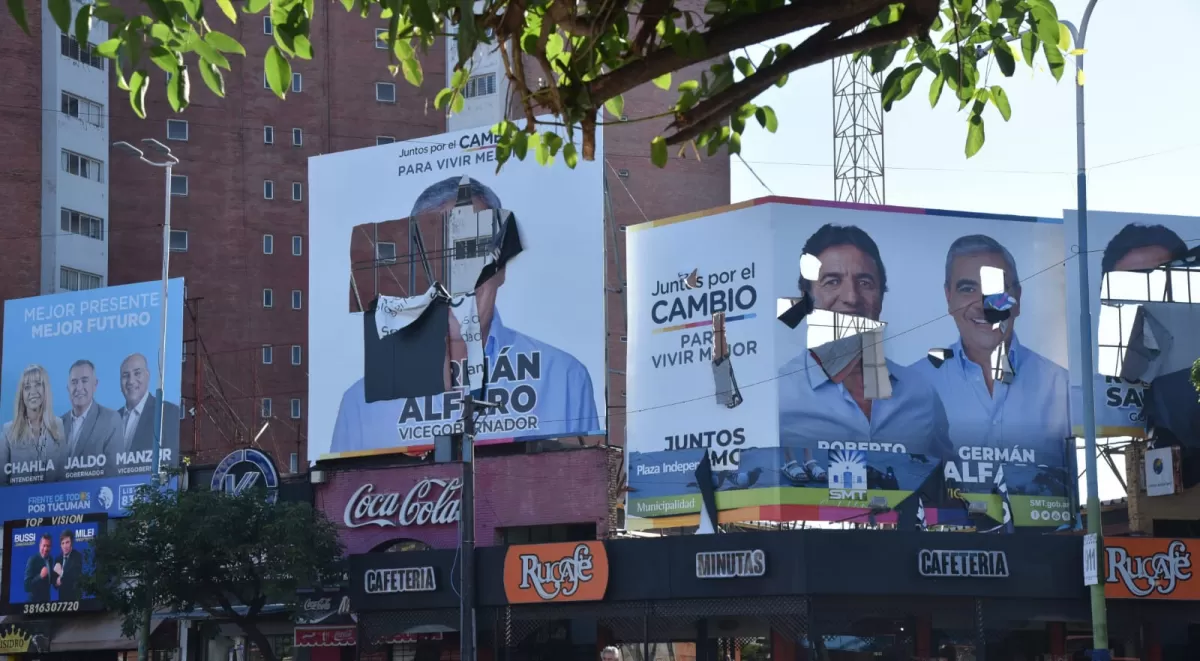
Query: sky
729 0 1200 502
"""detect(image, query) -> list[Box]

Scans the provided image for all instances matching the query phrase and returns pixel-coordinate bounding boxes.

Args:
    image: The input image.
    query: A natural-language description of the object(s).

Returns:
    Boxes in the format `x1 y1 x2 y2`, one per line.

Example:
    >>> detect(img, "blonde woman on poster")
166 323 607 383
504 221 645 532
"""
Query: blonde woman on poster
1 364 67 485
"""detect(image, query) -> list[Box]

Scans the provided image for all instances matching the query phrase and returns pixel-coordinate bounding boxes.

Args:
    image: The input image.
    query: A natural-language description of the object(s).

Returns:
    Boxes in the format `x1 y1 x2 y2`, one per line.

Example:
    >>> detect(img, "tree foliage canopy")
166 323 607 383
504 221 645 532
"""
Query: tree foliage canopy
6 0 1072 168
82 482 343 661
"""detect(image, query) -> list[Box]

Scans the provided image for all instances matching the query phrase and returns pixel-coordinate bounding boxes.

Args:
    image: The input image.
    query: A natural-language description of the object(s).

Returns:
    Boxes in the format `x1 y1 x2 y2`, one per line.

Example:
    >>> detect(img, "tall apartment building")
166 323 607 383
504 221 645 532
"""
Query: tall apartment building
0 1 110 311
96 9 728 467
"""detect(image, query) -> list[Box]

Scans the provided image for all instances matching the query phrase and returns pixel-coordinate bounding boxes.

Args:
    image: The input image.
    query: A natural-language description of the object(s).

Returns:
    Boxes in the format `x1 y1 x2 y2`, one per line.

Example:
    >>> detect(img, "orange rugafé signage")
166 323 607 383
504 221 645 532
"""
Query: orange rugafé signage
502 541 609 604
1105 538 1200 600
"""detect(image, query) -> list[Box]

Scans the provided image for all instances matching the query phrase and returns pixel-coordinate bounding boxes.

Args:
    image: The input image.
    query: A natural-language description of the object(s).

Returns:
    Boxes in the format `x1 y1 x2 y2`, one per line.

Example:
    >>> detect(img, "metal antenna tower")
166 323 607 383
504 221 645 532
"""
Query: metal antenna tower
832 47 885 204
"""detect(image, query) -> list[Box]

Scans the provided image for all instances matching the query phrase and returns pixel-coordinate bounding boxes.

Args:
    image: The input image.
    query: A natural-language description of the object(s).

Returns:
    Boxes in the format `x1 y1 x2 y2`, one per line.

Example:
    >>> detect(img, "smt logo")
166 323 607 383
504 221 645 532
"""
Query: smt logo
827 450 867 502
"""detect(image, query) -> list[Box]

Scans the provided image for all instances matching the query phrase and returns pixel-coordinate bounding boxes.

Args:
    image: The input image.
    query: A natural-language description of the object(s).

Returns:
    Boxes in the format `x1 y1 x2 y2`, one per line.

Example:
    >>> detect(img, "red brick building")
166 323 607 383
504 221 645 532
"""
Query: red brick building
99 12 729 469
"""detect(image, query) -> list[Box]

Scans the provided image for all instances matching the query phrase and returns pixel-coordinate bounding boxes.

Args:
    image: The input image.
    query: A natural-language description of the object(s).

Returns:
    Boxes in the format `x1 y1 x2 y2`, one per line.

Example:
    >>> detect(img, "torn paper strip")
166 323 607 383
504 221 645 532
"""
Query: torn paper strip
374 286 439 339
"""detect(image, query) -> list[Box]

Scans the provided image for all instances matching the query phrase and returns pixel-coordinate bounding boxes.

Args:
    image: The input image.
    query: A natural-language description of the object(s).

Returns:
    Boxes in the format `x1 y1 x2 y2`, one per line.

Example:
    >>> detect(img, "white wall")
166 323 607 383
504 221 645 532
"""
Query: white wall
40 0 110 293
445 11 510 131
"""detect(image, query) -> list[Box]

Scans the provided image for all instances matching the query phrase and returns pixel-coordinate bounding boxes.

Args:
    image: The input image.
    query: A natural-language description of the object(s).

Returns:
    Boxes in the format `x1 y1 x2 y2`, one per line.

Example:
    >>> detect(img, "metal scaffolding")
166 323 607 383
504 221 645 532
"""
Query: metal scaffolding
832 49 885 205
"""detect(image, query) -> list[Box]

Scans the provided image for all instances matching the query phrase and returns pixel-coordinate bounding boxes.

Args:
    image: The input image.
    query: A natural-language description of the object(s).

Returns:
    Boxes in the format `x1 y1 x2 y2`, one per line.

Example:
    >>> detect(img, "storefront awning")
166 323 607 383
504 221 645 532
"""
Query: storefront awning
51 615 136 651
295 626 357 647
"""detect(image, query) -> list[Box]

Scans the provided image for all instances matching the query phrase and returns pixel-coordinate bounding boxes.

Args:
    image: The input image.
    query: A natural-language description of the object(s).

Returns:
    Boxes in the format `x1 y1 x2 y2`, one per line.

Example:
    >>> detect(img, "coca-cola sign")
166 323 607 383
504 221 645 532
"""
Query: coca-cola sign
343 478 462 528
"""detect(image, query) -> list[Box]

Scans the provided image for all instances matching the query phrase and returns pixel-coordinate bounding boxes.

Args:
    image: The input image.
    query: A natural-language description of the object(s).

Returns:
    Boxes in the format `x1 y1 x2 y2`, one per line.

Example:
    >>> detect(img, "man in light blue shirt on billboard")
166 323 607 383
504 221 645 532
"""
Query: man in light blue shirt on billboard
777 224 953 468
330 177 599 453
908 234 1069 465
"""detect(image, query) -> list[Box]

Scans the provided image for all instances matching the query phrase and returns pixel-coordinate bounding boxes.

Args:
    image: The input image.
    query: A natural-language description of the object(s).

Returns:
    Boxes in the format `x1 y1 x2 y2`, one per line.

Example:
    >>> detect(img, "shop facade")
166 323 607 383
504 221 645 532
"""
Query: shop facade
305 446 619 660
345 530 1094 661
1100 537 1200 661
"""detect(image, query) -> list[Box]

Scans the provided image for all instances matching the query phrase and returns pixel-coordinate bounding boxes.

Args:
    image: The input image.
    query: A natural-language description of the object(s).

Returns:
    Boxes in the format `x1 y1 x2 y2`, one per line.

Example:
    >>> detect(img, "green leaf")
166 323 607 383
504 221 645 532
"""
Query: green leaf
1031 7 1059 48
1020 31 1038 68
198 59 226 97
407 0 436 35
604 95 624 119
512 132 528 160
992 39 1015 77
214 0 237 22
965 114 985 158
882 63 923 110
204 31 246 56
97 38 121 59
879 67 905 110
990 85 1011 120
755 106 778 133
1043 40 1064 81
190 32 232 70
149 46 180 74
734 56 754 78
450 90 464 114
246 0 269 11
74 4 92 47
434 88 453 110
563 142 579 169
985 0 1001 22
293 34 313 60
7 0 30 35
114 52 130 90
91 3 125 22
1057 22 1071 51
166 65 190 112
129 70 149 119
450 68 468 89
652 72 671 90
48 0 71 33
650 136 667 168
532 133 549 166
929 72 944 107
400 56 422 87
264 45 291 98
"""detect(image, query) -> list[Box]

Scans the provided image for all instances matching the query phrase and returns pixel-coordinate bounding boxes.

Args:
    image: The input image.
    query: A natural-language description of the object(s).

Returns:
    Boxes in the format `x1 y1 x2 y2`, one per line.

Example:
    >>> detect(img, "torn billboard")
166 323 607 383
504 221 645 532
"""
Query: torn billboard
626 199 1072 529
1063 210 1199 439
307 123 606 461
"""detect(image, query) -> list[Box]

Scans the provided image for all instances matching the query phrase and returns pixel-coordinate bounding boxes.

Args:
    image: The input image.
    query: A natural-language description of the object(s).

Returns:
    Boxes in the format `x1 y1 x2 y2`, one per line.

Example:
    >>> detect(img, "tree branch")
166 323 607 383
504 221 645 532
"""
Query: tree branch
583 0 892 104
546 0 602 36
665 0 940 145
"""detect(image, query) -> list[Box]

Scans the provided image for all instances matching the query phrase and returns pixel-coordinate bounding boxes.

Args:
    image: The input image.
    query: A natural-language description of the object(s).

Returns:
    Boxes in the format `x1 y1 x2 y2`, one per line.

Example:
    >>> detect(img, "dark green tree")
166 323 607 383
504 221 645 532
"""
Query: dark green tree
5 0 1071 168
83 484 344 661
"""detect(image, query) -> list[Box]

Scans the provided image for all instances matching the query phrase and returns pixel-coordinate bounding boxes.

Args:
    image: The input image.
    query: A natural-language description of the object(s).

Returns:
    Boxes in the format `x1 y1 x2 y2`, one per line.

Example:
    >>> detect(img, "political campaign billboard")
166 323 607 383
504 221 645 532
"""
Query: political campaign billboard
626 198 1073 529
308 122 605 461
2 513 105 615
0 279 185 520
1063 210 1200 439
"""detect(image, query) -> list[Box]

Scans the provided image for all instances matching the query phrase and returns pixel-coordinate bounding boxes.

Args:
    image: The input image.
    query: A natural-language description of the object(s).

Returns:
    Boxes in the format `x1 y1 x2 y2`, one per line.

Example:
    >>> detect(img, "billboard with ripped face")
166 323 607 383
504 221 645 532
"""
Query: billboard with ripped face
625 198 1072 530
307 122 606 462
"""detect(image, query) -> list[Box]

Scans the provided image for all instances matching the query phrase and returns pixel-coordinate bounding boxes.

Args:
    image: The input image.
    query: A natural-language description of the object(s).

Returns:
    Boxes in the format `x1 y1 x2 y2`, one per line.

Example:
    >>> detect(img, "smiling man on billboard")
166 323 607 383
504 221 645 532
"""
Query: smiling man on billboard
330 176 599 453
777 224 952 461
909 234 1069 461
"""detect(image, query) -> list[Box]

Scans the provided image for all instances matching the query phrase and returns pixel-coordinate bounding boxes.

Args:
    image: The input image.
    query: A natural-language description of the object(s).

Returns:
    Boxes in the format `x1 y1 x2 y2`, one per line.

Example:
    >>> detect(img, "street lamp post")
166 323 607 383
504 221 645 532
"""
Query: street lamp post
113 138 179 661
113 139 178 483
1063 0 1109 655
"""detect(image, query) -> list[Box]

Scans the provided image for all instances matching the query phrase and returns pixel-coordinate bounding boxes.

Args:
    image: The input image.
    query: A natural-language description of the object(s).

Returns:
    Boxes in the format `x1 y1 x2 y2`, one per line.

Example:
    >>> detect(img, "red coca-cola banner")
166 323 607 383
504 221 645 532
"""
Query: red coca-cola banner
294 627 357 647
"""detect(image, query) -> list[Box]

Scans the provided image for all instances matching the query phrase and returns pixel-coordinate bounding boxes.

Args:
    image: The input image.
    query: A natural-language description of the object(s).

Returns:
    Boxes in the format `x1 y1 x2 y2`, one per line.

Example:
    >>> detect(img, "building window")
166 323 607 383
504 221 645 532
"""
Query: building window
261 398 272 419
291 290 302 310
376 136 395 145
292 72 302 93
60 34 105 69
374 28 388 49
264 126 274 144
291 236 302 256
171 174 188 196
60 209 104 240
292 128 302 146
262 345 273 364
262 288 273 308
263 234 274 254
292 182 302 202
61 150 104 182
59 267 102 291
169 230 188 252
263 180 274 199
60 92 103 127
498 523 597 545
263 16 273 34
376 242 397 265
290 398 301 419
375 82 396 103
167 119 189 141
291 345 302 365
464 72 497 98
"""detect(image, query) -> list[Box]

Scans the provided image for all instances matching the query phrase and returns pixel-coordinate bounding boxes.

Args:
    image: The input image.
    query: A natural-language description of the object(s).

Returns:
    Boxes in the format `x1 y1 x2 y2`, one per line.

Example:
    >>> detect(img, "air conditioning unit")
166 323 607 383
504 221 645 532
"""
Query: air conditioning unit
310 469 327 484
